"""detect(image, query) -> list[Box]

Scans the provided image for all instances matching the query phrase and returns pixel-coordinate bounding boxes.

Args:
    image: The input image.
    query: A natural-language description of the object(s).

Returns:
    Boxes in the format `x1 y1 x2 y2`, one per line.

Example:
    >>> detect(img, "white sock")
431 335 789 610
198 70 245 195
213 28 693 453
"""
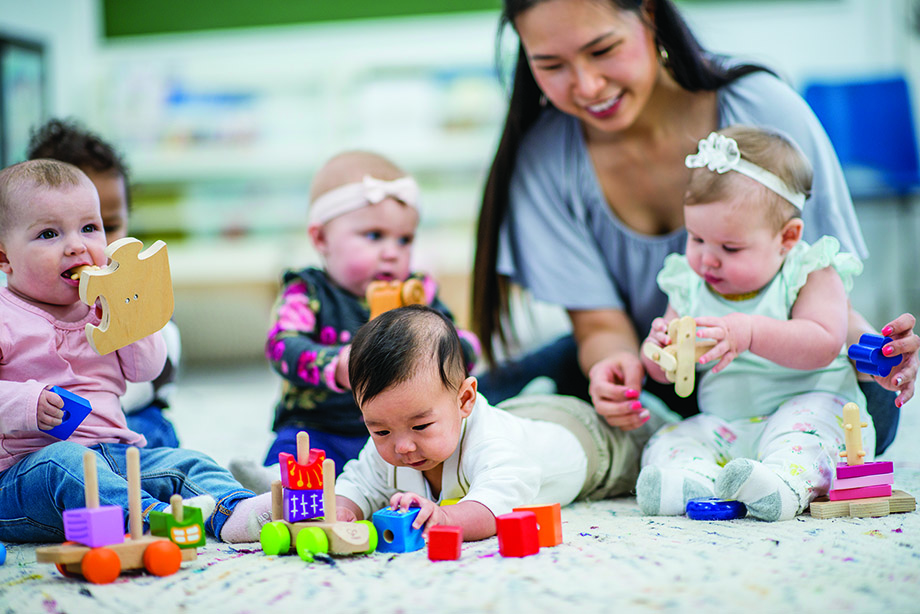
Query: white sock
183 494 217 521
228 459 278 495
636 465 715 516
219 492 273 543
715 458 800 522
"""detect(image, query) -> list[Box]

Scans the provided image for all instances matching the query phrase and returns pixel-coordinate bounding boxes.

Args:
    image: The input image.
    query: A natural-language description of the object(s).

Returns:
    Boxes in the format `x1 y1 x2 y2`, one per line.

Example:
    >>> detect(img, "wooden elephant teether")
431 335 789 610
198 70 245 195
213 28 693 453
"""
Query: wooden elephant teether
366 279 426 320
641 316 715 398
79 237 174 355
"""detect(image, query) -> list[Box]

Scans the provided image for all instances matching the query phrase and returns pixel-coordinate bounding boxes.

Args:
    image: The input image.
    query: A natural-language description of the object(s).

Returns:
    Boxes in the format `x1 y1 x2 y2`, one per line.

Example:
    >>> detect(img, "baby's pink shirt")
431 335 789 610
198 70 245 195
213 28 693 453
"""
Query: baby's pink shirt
0 287 167 472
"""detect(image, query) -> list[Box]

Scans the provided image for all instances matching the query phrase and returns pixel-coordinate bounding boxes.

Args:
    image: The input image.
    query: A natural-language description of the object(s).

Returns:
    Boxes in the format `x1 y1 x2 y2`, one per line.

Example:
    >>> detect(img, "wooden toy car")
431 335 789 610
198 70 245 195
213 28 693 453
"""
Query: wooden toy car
35 447 197 584
260 432 377 562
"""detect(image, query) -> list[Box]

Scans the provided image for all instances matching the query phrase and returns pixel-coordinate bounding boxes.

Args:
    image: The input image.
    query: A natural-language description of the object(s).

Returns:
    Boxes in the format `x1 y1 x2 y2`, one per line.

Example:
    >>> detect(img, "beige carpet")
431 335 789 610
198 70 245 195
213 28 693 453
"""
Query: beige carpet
1 367 917 613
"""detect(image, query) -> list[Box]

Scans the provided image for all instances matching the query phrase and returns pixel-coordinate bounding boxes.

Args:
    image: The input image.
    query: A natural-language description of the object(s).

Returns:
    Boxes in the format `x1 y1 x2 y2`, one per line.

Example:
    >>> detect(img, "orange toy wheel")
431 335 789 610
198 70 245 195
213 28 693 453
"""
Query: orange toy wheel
143 540 182 577
54 541 81 578
82 547 121 584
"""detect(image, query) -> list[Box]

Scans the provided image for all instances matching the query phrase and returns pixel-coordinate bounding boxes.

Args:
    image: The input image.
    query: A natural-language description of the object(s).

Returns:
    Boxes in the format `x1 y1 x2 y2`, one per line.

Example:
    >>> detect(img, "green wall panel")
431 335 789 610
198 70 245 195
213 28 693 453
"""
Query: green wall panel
103 1 502 38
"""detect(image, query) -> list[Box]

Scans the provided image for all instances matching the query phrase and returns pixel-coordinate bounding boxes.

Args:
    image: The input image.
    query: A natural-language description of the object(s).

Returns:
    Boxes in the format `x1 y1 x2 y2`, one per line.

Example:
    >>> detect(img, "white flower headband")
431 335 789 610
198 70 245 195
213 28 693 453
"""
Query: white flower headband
685 132 806 210
309 175 420 225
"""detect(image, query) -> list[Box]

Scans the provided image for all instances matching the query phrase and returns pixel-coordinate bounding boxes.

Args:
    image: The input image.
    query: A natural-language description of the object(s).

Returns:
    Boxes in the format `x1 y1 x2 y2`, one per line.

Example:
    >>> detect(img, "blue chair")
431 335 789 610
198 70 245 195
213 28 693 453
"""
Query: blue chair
804 76 920 198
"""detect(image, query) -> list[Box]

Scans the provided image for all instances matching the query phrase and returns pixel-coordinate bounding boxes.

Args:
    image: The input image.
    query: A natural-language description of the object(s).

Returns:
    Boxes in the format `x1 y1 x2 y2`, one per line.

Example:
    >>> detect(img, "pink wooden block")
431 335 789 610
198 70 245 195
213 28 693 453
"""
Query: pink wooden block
828 484 892 501
835 461 893 479
833 472 894 490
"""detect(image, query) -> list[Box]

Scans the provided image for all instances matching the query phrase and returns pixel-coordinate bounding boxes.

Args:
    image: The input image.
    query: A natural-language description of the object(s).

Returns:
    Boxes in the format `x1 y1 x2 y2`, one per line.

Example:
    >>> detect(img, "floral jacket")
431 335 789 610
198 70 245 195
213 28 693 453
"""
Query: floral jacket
266 267 480 435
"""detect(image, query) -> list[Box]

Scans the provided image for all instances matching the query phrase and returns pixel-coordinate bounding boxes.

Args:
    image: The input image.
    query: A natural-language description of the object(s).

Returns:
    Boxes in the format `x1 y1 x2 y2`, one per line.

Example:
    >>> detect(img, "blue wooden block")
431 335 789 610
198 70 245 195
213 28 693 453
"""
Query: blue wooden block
372 507 425 553
42 386 92 440
847 334 901 377
282 488 324 523
0 542 6 565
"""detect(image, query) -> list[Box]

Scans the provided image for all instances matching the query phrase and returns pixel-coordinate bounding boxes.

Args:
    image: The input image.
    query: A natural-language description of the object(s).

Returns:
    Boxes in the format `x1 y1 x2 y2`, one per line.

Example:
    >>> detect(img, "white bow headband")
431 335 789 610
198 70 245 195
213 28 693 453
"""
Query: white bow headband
685 132 806 210
309 175 420 225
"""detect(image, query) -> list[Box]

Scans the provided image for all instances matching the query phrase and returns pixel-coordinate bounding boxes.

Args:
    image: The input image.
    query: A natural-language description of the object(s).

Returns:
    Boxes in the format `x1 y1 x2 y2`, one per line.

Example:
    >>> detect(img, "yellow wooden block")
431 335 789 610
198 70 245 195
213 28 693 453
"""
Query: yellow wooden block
79 237 174 355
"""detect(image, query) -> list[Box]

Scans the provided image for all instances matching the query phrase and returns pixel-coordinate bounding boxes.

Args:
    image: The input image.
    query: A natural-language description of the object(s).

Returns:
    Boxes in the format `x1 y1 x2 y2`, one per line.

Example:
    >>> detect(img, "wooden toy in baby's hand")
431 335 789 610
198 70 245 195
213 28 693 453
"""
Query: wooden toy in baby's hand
366 278 426 320
77 237 174 355
641 316 716 398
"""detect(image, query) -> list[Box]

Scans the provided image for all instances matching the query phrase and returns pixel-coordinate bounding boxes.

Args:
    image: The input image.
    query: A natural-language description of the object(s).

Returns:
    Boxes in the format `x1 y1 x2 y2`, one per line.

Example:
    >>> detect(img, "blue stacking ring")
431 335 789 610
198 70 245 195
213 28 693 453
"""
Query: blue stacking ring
686 497 747 520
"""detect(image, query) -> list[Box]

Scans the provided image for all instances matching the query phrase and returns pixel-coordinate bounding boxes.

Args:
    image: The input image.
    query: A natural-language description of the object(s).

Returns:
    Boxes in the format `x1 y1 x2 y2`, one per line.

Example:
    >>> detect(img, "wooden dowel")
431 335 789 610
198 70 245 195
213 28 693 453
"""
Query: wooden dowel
170 494 183 521
83 451 99 508
127 446 142 540
322 458 336 522
296 431 310 465
271 480 283 521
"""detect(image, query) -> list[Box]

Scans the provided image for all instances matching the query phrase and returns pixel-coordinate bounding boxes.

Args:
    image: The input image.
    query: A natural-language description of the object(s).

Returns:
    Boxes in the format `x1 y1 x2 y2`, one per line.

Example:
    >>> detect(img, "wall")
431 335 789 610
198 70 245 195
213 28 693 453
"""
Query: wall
1 0 918 362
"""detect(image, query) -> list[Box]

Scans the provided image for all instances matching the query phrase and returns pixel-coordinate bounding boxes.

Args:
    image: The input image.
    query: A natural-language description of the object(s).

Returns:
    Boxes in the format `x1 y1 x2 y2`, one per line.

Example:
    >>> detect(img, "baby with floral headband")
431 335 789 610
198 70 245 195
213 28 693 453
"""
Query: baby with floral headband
230 151 479 492
636 126 873 522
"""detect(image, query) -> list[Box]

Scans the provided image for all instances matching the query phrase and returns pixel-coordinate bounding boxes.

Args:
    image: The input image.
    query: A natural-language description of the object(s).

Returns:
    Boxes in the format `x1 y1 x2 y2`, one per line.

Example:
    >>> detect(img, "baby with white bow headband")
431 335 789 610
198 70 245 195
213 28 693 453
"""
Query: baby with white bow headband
229 151 480 493
636 125 872 523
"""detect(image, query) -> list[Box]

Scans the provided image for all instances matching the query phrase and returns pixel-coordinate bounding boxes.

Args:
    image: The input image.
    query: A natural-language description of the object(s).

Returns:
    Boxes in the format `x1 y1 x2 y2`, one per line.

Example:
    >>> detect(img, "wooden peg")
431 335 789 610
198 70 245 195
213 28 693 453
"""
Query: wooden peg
297 431 310 465
83 450 99 509
127 446 142 540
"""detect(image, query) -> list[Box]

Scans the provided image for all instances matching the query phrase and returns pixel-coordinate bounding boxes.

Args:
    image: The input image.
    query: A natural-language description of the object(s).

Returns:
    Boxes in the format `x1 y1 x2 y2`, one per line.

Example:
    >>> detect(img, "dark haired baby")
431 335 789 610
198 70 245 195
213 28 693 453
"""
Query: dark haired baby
334 305 665 540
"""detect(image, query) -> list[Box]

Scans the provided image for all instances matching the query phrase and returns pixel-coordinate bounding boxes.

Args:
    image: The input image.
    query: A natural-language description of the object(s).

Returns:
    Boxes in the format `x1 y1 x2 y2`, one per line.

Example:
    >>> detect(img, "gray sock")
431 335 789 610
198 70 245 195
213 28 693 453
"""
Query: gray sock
715 459 799 522
637 465 715 516
229 459 277 495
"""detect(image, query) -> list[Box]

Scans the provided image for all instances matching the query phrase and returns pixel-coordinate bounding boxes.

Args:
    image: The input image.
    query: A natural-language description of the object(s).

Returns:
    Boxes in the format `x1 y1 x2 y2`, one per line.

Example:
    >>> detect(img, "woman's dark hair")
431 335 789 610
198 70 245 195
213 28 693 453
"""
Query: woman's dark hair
472 0 769 363
349 305 469 407
26 118 131 207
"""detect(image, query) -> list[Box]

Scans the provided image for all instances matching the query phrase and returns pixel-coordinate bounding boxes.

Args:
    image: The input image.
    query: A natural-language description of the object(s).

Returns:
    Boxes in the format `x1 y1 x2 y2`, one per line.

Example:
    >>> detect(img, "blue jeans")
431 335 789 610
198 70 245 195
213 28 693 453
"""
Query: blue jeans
0 442 254 543
476 334 901 455
264 426 368 475
126 404 180 448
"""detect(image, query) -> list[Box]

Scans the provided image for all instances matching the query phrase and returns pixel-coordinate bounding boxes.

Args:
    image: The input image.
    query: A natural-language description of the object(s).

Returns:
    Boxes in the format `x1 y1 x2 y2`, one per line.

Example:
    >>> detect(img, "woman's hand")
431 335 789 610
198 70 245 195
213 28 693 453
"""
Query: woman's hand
335 344 351 390
588 350 650 431
694 313 753 374
37 387 65 431
875 314 919 407
389 492 445 536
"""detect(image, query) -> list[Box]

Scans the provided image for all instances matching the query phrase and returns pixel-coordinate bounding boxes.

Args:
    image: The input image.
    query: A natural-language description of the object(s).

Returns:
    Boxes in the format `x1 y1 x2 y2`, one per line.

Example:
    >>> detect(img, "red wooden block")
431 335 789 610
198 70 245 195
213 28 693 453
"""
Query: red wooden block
278 450 325 490
427 525 463 561
835 461 893 480
828 483 892 501
496 511 539 558
513 503 562 547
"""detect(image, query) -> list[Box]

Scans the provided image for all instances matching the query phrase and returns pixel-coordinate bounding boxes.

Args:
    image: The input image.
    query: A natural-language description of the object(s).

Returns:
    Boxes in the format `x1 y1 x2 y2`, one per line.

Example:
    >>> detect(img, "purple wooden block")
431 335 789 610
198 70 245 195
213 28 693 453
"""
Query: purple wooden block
836 461 893 479
833 472 894 490
828 484 892 501
282 488 324 523
63 506 125 547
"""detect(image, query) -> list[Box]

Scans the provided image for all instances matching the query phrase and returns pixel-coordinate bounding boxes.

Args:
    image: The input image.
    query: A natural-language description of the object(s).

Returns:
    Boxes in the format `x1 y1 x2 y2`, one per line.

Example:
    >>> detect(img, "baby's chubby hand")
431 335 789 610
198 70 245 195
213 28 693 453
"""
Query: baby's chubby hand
37 387 65 431
389 492 447 537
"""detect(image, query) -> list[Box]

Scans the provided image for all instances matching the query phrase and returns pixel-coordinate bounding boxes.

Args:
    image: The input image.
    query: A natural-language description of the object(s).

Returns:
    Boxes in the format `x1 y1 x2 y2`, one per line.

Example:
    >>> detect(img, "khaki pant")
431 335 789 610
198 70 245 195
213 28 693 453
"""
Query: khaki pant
498 394 668 501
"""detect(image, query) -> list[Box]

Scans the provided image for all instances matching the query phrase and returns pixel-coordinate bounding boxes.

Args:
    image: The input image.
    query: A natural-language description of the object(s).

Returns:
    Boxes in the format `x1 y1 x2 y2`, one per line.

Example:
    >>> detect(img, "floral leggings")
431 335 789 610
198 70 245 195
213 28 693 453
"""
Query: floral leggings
641 392 875 508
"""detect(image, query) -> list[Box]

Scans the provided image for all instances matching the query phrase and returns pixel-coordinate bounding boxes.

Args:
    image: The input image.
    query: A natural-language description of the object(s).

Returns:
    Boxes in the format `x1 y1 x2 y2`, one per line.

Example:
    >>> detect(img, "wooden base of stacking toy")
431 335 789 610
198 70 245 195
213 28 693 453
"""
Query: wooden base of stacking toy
809 489 916 519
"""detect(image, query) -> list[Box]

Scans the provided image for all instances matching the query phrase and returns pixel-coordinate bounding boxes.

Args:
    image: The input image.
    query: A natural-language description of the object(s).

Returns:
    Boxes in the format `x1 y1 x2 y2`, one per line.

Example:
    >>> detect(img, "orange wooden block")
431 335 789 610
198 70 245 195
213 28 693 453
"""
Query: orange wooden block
513 503 562 547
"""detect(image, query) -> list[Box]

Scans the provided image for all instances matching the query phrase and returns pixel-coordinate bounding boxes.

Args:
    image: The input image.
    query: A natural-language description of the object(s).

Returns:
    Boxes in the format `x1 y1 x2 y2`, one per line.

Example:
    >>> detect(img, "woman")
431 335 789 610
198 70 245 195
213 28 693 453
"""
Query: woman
472 0 917 452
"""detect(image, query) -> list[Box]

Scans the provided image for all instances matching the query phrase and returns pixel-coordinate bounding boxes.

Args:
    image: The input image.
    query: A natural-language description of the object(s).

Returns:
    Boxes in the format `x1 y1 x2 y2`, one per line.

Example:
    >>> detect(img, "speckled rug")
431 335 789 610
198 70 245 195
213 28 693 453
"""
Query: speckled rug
2 396 918 613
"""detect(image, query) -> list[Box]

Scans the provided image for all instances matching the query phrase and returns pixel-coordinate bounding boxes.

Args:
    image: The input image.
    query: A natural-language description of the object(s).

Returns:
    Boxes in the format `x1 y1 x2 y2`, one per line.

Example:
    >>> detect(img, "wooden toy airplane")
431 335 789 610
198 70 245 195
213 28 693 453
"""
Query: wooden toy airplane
36 448 196 584
366 278 426 320
78 237 174 355
641 316 715 397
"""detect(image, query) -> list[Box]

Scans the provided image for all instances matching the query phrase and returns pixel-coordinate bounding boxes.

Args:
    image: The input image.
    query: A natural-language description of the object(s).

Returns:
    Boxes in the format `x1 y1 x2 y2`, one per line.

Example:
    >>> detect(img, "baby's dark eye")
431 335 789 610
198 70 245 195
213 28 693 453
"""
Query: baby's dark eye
723 246 741 253
373 430 389 437
398 235 414 246
38 229 57 240
364 231 382 241
412 423 433 431
82 224 99 234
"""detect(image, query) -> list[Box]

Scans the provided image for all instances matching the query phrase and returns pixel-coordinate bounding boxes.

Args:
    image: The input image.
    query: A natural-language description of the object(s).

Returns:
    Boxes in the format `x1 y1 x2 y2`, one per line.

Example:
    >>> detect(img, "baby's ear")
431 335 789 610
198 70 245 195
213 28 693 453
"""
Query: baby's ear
457 376 477 418
780 218 804 251
308 223 327 252
0 244 10 274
